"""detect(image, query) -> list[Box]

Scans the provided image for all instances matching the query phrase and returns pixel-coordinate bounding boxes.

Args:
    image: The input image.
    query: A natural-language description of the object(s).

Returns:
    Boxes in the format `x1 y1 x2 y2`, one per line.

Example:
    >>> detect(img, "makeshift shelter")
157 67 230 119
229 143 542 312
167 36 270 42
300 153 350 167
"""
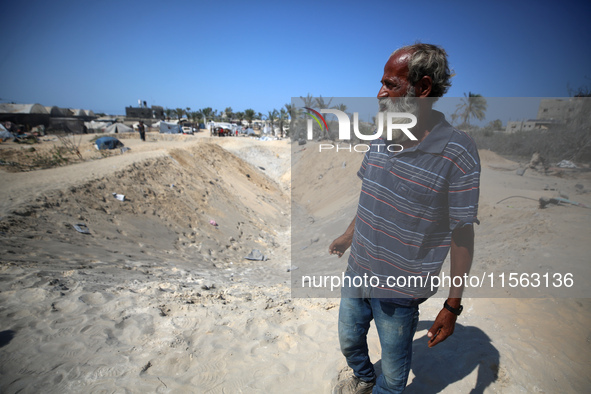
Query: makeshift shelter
47 118 85 134
0 103 50 128
106 123 133 134
159 121 180 134
95 136 123 150
0 123 15 141
44 106 68 117
85 121 110 133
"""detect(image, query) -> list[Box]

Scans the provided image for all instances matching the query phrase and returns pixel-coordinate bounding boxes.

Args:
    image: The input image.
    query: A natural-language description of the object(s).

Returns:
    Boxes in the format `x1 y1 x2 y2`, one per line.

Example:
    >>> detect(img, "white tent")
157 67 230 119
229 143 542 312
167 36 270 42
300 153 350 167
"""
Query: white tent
159 121 180 134
106 123 133 134
85 121 111 133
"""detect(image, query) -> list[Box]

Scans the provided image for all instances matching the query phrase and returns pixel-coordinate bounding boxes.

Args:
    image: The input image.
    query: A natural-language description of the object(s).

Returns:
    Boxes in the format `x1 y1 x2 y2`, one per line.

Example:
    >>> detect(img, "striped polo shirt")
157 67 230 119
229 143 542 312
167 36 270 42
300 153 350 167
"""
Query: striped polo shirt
347 110 480 304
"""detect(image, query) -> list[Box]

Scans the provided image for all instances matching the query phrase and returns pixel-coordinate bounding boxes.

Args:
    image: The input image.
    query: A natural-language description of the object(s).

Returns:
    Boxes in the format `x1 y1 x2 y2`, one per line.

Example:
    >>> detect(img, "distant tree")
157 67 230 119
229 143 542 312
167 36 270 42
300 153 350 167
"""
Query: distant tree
267 109 278 135
567 80 591 97
235 111 245 126
189 111 200 125
455 92 487 126
284 103 298 135
314 95 333 110
315 96 334 139
333 103 348 114
487 119 503 130
300 93 315 108
224 107 233 121
278 108 289 138
244 108 256 128
175 108 185 120
165 108 173 120
201 107 213 122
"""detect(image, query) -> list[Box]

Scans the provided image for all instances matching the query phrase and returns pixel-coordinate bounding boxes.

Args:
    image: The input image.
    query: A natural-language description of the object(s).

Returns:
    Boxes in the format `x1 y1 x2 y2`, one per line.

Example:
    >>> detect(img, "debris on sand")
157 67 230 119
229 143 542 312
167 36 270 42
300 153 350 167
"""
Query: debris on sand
245 249 267 261
72 223 90 234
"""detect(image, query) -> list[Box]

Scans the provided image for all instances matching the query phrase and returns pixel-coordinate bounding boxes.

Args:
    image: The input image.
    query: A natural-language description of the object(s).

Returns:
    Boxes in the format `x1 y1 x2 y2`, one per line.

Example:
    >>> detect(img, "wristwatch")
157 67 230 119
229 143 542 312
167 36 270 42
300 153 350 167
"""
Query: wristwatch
443 300 463 316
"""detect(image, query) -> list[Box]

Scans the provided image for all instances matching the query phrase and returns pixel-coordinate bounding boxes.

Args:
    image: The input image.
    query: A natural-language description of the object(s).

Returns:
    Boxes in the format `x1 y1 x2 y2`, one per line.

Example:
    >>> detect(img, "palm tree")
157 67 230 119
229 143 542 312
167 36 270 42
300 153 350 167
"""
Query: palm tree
201 107 213 123
278 108 289 138
300 93 315 108
224 107 233 121
267 109 278 135
175 107 185 120
455 92 487 126
244 108 256 128
333 103 348 114
165 108 173 120
314 95 333 110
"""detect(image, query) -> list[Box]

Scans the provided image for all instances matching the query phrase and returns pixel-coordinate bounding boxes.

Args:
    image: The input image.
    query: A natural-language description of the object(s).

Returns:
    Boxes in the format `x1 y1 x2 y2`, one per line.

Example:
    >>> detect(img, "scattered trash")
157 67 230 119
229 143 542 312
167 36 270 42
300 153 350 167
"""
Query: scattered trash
539 197 589 209
556 160 577 168
342 161 347 168
72 223 90 234
287 266 299 272
245 249 267 261
112 193 125 201
258 166 266 171
120 147 131 153
497 195 590 209
516 168 526 176
95 136 123 150
209 220 218 226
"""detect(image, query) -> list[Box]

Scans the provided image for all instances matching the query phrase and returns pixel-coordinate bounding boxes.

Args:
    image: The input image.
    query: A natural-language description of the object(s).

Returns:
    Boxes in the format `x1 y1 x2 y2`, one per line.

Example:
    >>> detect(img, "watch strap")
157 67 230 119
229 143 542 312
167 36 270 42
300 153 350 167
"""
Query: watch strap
443 300 463 316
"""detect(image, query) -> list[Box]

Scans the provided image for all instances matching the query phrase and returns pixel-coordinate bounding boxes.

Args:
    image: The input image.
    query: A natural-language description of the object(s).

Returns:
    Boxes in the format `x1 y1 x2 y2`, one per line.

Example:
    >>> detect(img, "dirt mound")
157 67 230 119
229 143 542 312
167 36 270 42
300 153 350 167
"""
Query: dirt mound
1 142 290 284
478 149 519 170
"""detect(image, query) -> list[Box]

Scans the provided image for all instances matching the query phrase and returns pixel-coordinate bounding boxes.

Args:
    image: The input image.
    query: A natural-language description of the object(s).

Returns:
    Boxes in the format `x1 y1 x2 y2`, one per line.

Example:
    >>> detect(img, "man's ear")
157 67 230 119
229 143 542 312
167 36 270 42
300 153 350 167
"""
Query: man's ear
415 76 433 98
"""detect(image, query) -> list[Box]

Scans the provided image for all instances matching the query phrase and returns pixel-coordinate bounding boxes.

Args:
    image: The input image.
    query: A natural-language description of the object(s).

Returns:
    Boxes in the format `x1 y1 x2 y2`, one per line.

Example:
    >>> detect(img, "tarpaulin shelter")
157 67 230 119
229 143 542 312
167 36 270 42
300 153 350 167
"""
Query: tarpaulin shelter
44 106 68 117
159 121 180 134
106 123 133 134
0 103 50 128
0 123 15 141
85 121 111 133
47 118 85 134
95 136 123 150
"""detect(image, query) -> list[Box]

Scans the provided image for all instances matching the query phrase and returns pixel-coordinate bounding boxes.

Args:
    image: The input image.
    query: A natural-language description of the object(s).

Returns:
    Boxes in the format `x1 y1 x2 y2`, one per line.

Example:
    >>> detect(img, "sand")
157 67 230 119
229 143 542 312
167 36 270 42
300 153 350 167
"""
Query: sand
0 132 590 393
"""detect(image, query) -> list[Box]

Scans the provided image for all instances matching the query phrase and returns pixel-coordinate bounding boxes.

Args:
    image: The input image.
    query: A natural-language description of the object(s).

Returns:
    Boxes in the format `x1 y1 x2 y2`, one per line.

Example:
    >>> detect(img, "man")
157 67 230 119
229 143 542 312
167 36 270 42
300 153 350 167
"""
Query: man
330 43 480 393
138 120 146 141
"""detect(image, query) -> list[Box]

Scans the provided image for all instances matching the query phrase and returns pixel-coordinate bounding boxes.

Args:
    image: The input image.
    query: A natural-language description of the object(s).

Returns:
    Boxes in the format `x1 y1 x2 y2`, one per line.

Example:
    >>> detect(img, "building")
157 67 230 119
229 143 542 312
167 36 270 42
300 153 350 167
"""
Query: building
505 97 586 133
537 98 585 122
125 104 164 120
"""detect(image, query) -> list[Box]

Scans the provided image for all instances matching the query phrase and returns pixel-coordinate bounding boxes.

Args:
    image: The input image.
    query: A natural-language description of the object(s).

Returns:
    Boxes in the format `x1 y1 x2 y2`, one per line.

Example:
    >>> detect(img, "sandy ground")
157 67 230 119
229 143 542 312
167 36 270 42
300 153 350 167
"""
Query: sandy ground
0 131 590 393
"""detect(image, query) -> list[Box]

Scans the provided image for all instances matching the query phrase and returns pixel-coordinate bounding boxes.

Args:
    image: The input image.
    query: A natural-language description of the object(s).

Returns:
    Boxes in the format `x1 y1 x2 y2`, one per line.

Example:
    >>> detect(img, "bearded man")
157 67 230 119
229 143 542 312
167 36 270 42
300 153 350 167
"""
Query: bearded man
329 43 480 394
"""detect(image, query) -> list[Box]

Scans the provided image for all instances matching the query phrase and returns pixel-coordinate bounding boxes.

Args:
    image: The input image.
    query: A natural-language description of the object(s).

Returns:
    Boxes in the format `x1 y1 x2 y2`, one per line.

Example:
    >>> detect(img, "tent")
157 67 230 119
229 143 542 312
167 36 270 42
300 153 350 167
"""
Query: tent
0 103 50 127
47 118 85 134
105 123 133 134
95 136 123 150
85 121 111 133
0 123 15 141
159 121 180 134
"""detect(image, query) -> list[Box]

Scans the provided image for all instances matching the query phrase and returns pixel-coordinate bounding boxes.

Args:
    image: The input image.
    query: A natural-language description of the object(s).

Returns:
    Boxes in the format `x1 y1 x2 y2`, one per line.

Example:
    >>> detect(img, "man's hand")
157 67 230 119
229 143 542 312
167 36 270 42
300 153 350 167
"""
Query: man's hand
427 307 457 347
329 218 356 257
329 234 352 257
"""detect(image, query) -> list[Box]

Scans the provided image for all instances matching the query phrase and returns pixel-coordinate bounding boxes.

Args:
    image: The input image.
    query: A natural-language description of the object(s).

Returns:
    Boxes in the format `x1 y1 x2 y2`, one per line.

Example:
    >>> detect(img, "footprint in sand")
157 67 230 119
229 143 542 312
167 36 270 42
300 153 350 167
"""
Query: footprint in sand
78 292 110 306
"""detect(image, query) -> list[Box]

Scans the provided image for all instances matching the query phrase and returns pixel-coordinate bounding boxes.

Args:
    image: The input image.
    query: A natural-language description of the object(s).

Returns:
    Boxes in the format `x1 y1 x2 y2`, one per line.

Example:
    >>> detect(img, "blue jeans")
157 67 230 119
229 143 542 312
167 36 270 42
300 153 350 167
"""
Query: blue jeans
338 294 419 393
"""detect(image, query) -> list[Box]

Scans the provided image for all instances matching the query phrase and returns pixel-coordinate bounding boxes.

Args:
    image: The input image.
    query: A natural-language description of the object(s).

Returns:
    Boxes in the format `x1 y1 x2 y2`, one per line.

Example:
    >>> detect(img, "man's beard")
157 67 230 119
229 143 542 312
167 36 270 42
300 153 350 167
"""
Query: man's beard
377 88 418 143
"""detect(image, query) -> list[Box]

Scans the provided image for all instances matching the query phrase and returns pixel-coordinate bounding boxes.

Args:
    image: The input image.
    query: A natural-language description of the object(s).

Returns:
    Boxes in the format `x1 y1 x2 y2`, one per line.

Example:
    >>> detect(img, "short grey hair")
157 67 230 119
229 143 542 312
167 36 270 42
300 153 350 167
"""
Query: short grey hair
392 43 452 98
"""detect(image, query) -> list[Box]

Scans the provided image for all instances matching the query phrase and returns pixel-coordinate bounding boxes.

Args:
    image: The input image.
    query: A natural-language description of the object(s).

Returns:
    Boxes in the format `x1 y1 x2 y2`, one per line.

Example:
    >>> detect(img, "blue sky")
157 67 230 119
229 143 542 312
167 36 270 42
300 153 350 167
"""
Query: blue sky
1 0 589 117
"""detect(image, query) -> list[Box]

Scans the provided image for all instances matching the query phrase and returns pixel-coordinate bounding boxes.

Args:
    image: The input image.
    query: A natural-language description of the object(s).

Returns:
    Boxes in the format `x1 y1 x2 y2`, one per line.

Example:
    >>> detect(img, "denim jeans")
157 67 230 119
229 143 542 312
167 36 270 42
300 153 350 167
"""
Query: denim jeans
338 291 419 393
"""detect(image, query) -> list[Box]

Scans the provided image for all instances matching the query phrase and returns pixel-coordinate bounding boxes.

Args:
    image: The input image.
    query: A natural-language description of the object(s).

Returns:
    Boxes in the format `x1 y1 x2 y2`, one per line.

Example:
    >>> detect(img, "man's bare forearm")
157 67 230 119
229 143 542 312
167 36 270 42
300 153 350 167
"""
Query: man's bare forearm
448 224 475 305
